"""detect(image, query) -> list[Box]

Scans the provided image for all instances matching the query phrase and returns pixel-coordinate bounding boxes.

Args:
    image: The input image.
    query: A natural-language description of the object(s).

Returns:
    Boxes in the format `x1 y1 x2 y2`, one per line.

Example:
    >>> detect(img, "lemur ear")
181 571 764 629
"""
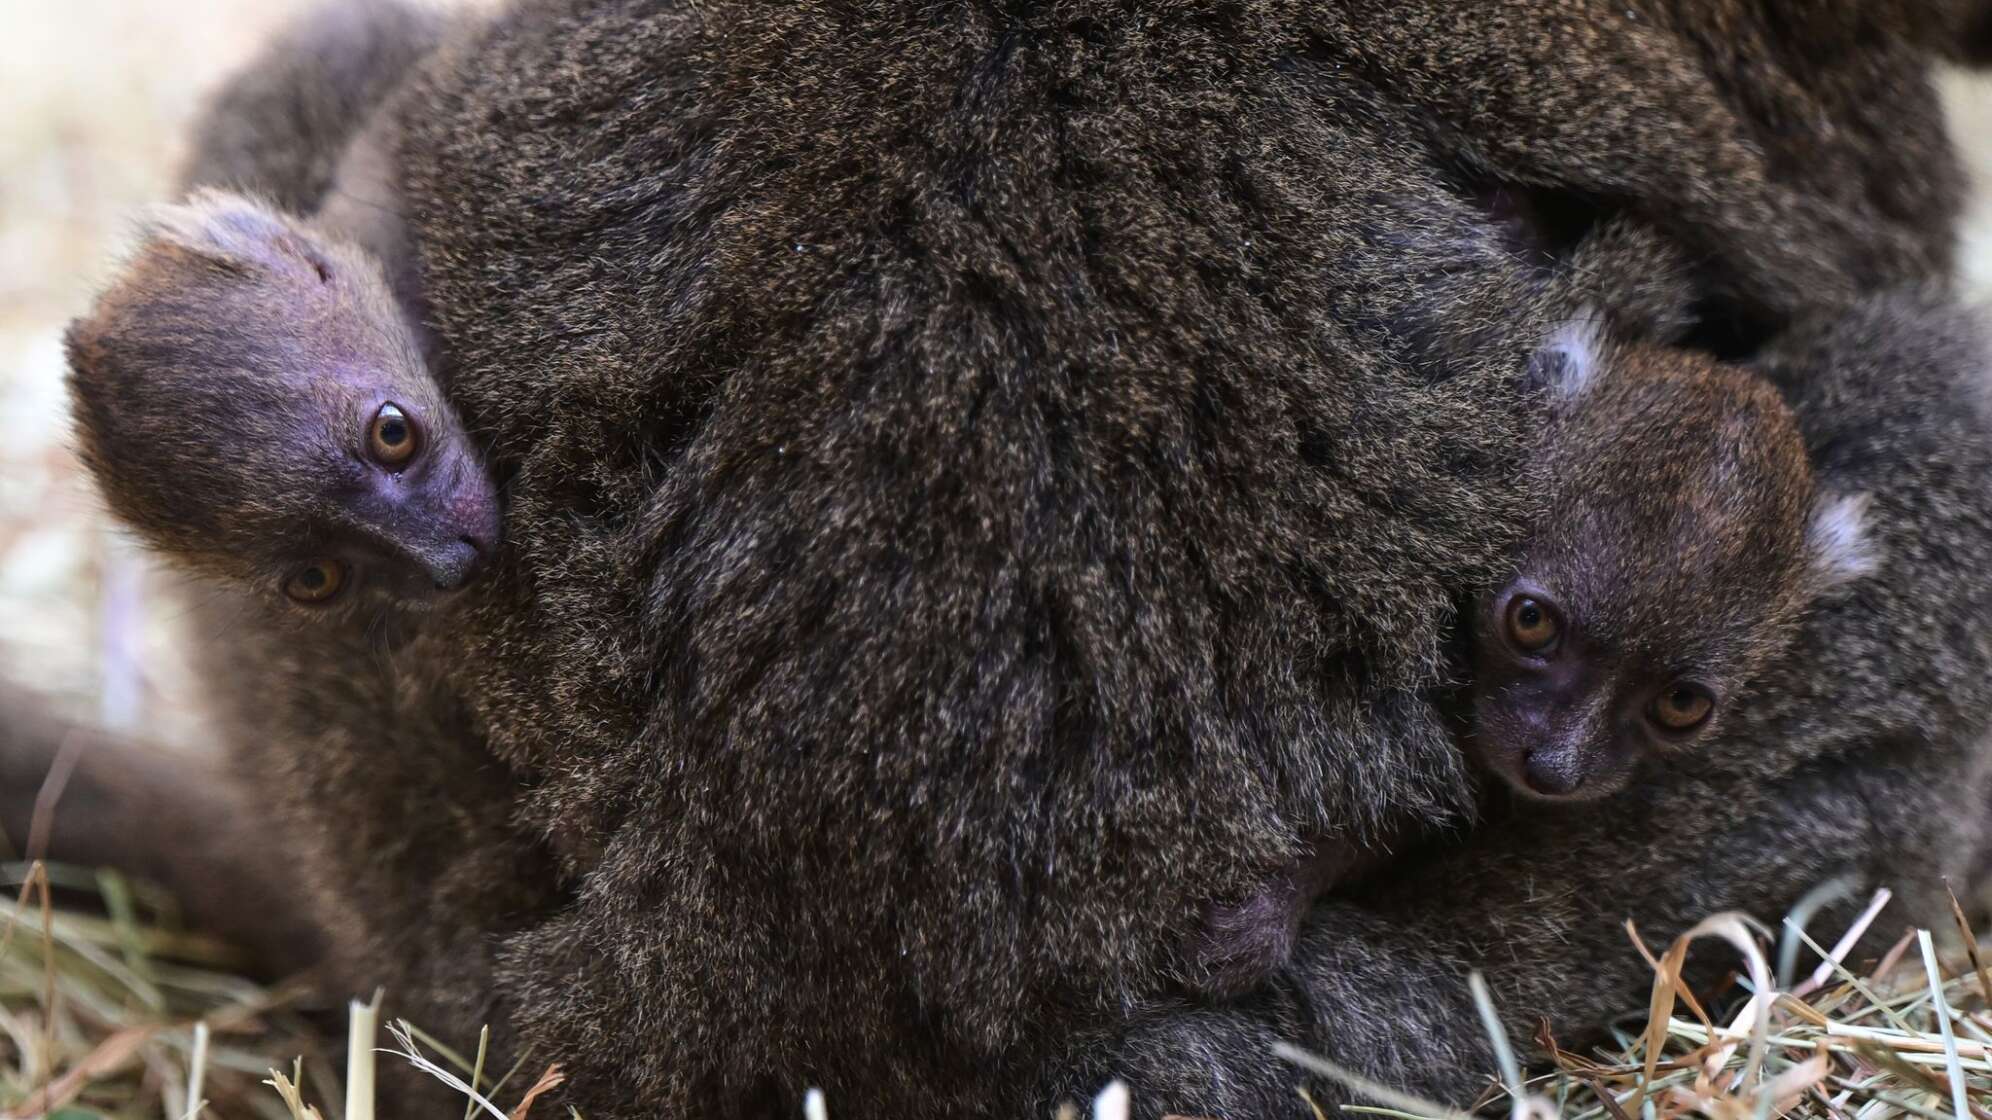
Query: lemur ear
1526 310 1603 401
136 189 329 281
1807 491 1881 593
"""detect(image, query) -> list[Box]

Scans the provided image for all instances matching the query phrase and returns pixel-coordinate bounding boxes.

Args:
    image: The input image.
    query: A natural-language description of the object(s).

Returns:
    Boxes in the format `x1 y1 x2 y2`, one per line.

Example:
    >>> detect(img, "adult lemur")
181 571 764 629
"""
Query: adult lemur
28 1 1992 1116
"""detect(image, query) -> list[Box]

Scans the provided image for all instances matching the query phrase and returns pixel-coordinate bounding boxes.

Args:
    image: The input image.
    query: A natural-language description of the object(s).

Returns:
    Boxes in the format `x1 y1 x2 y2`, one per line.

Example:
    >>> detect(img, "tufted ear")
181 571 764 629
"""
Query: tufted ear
136 188 328 281
1807 491 1881 594
1526 309 1604 401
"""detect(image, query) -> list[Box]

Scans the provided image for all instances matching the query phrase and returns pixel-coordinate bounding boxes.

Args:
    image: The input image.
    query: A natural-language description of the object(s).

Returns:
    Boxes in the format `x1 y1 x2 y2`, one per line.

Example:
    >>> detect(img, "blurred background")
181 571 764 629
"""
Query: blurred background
1 0 396 748
3 5 1992 749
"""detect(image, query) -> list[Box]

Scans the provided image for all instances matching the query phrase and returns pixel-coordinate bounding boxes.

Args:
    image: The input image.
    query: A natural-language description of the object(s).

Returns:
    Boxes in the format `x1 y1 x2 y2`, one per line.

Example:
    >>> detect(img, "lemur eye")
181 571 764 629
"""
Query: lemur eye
367 402 419 467
1505 596 1560 653
1649 684 1715 732
284 560 348 605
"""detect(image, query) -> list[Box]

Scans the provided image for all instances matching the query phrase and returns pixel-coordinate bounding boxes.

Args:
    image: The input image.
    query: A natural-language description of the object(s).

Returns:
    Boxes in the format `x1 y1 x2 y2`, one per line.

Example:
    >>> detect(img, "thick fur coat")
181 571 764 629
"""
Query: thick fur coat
40 1 1992 1116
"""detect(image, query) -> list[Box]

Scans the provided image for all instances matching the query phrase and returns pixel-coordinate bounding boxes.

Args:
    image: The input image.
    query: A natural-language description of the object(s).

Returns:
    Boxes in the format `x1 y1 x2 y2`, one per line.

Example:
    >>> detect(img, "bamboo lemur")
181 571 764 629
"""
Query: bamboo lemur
35 1 1992 1118
55 4 558 1110
1191 306 1880 995
1085 286 1992 1118
65 0 491 625
1467 326 1876 801
65 188 499 625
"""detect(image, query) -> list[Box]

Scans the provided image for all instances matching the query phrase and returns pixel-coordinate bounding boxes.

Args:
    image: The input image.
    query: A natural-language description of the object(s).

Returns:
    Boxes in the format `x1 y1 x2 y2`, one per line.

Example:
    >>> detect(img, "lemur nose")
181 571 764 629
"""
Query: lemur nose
459 531 494 563
1521 749 1582 797
431 536 489 591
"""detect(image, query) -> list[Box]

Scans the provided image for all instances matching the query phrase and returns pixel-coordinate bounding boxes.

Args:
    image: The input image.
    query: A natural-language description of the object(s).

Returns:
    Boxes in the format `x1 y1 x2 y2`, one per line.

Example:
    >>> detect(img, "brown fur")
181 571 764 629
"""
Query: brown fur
397 4 1992 1112
36 1 1992 1117
1466 332 1853 800
1177 198 1926 1012
174 0 451 212
1322 0 1971 334
66 190 498 624
1074 290 1992 1116
1191 316 1853 997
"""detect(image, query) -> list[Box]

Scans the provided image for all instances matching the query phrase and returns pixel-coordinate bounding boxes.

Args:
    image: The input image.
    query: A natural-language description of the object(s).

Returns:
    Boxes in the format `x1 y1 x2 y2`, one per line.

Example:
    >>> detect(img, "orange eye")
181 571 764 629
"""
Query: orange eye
1505 596 1560 653
1650 684 1714 732
284 560 347 604
368 402 419 467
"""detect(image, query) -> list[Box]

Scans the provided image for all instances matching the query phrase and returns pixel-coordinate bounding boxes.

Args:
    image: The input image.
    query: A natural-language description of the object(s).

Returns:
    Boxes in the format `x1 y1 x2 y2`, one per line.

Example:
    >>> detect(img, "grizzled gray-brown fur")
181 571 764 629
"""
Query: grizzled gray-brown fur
1191 275 1884 996
66 189 500 625
28 1 1992 1117
1079 289 1992 1114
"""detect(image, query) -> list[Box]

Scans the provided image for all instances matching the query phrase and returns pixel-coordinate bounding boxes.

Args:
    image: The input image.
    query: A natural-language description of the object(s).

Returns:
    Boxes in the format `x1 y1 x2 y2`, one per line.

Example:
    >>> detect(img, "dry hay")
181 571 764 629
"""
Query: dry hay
0 861 559 1120
1281 882 1992 1120
3 861 1989 1120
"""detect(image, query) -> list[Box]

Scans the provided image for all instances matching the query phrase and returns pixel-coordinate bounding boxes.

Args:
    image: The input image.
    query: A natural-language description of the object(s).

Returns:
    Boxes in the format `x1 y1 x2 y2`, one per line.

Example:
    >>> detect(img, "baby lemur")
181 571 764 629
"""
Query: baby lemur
65 188 498 622
1190 316 1877 996
1468 318 1876 799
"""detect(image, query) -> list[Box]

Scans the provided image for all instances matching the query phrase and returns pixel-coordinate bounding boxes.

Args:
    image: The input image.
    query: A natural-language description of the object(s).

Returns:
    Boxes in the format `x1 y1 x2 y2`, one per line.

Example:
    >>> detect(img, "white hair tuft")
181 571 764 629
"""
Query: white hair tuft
1532 310 1604 399
1809 491 1881 591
